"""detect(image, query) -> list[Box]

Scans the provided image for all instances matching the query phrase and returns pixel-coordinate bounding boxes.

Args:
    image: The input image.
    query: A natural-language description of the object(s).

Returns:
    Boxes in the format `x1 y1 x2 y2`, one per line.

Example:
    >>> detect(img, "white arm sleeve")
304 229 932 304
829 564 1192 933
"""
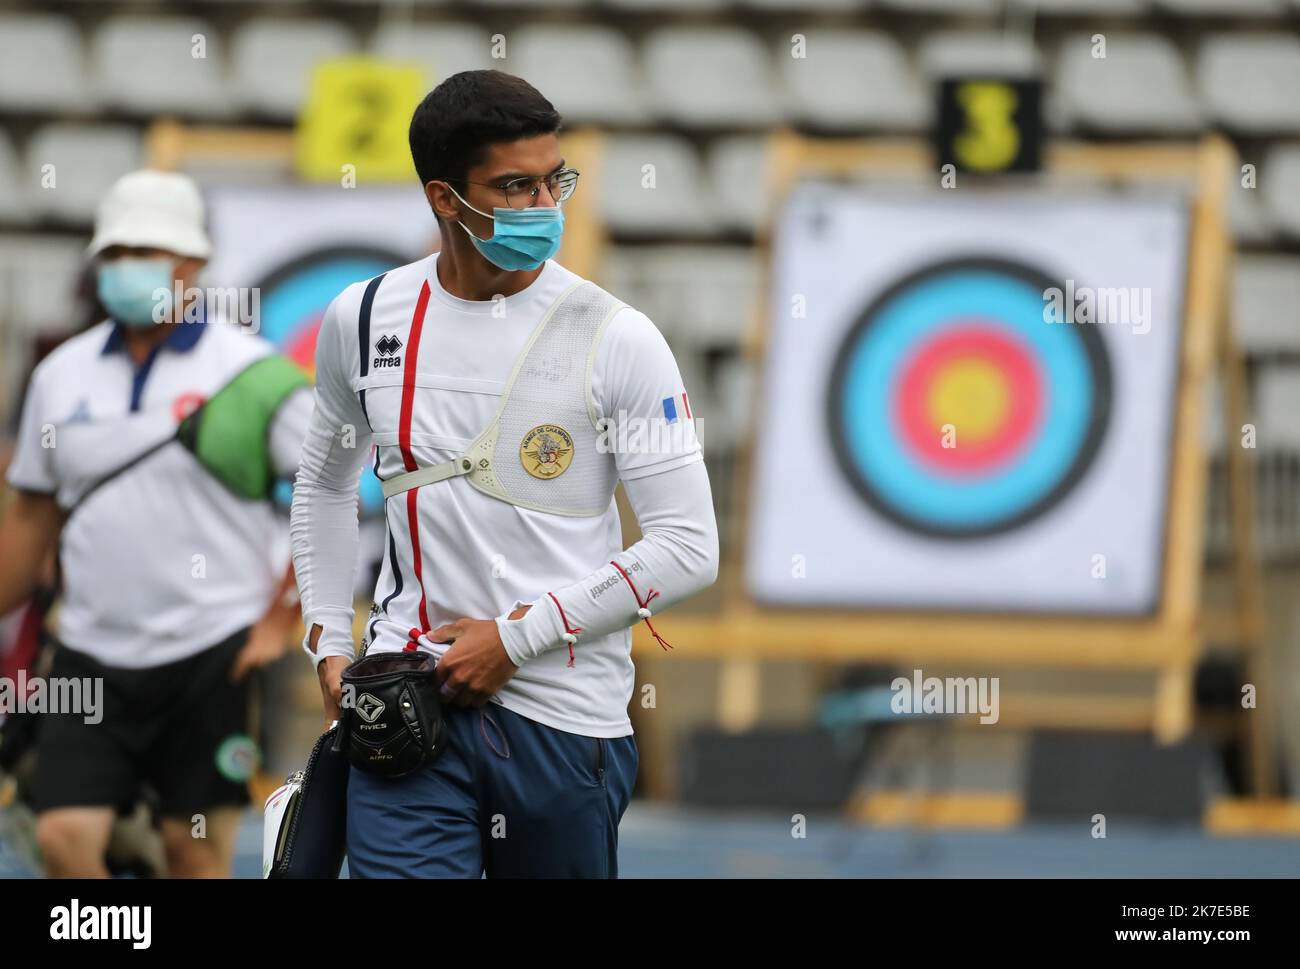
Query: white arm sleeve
495 307 718 663
289 287 371 668
496 460 719 664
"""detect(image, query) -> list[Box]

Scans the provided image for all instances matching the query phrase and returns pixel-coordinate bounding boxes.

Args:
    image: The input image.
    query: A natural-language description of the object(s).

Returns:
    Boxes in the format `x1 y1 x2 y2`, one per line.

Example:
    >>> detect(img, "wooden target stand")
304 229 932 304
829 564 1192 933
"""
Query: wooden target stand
625 132 1276 799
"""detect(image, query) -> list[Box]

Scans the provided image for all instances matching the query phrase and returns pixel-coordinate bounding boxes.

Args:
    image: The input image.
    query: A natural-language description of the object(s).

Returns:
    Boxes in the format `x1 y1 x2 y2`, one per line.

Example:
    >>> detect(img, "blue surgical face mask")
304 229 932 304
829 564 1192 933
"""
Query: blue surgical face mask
97 257 176 328
447 184 564 271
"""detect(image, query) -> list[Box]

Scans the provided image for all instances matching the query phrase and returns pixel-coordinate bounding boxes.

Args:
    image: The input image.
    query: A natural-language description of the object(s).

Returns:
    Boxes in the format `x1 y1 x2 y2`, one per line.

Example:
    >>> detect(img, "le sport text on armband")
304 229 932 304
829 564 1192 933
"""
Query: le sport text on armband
590 561 643 599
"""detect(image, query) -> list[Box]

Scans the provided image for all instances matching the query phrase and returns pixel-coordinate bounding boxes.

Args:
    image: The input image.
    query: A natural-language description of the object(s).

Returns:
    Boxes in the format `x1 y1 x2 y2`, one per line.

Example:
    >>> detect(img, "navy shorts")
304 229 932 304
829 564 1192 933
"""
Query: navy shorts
346 703 637 878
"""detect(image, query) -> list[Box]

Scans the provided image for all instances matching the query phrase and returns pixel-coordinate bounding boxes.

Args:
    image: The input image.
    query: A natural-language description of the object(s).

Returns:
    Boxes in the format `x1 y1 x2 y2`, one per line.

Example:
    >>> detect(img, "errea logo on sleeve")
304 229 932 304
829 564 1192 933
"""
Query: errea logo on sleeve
49 899 151 949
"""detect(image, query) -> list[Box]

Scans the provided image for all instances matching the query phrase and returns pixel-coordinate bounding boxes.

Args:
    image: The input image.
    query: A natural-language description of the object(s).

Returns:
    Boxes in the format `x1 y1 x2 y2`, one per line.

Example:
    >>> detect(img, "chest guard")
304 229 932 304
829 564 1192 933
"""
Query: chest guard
380 279 626 517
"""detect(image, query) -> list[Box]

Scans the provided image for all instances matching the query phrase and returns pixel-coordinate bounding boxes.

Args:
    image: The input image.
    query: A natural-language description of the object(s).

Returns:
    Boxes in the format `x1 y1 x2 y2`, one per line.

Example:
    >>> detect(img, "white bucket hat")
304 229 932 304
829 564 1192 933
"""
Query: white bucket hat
88 169 212 259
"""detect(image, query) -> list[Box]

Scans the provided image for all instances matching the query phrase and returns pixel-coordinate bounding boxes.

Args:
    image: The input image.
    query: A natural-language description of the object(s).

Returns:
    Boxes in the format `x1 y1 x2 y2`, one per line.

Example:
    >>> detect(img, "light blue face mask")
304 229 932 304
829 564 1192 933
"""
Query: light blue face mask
97 257 176 329
447 184 564 271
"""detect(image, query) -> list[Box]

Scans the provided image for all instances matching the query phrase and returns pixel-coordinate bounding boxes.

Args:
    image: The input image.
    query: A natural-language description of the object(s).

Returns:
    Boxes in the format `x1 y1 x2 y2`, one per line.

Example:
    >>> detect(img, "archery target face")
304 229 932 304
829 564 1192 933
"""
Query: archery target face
827 257 1112 539
748 186 1189 614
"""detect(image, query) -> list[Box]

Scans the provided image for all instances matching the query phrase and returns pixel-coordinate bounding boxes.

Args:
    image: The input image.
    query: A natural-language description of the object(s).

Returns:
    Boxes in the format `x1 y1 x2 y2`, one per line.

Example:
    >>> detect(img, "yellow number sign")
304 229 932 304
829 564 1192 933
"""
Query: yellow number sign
953 81 1021 173
296 57 426 184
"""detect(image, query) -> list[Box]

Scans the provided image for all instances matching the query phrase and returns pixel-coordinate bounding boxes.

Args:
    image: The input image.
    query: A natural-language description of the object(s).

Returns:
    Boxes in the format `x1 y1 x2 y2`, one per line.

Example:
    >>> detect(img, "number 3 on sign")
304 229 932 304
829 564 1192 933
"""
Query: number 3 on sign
296 57 426 184
954 82 1020 173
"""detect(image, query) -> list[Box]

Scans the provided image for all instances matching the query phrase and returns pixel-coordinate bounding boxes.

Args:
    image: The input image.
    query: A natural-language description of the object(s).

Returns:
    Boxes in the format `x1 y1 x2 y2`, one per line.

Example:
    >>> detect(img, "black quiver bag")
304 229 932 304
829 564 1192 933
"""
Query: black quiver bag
336 651 447 778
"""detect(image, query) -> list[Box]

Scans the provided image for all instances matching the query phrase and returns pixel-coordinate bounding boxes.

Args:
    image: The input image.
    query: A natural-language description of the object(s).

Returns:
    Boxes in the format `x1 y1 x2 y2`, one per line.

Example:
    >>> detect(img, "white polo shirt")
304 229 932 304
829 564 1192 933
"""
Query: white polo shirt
7 318 312 669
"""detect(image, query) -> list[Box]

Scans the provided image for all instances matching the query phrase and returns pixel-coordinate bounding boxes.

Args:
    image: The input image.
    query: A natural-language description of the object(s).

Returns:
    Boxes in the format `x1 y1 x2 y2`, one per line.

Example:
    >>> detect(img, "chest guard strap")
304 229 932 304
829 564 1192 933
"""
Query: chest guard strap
380 280 626 518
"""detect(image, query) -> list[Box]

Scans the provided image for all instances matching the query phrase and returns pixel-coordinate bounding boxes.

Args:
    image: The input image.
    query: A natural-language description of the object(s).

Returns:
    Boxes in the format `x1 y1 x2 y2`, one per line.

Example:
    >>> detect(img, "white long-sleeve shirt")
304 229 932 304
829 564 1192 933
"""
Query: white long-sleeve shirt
290 255 718 737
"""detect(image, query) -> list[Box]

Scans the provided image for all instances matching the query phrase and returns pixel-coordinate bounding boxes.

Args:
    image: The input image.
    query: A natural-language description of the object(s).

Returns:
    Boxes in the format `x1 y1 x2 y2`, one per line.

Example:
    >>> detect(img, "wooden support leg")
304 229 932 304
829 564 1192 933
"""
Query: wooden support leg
1154 662 1193 744
1220 272 1276 796
717 657 762 734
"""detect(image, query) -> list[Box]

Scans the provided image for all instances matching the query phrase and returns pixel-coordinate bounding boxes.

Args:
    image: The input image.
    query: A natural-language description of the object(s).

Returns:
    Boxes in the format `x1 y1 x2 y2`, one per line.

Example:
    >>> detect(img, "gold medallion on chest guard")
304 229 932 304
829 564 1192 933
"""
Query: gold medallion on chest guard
520 424 575 480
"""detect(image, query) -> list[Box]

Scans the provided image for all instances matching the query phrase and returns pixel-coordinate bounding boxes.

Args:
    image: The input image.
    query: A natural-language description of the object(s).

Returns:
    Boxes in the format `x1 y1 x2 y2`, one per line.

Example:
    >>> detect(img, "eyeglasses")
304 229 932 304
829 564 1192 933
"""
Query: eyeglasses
452 168 580 210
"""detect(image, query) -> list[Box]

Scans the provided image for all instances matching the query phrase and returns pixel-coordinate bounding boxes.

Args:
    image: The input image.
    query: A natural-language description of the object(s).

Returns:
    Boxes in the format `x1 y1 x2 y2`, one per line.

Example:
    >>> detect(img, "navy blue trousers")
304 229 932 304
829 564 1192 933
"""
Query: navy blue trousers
346 703 637 878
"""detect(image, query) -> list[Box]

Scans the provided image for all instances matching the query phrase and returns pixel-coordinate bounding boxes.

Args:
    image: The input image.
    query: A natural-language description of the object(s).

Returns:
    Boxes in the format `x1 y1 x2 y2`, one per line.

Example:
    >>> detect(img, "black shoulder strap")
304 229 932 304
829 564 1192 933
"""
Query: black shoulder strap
65 436 175 519
356 273 386 427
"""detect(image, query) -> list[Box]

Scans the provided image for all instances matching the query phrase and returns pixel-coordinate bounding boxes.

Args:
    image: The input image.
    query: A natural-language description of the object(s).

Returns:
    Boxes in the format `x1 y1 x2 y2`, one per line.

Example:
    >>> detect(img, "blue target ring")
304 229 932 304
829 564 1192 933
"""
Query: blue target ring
827 257 1112 539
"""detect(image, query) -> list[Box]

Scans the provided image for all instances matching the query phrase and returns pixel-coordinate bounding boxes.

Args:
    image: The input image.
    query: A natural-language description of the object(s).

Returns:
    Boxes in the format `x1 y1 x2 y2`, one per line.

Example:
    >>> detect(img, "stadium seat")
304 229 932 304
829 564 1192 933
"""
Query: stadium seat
781 31 930 132
1017 0 1149 12
25 125 144 224
1156 0 1285 14
598 136 716 235
1262 144 1300 237
1197 35 1300 134
642 28 785 128
876 0 1001 14
372 22 494 85
707 136 772 235
599 247 642 301
1234 256 1300 354
917 30 1041 78
602 247 678 335
0 13 94 113
510 26 647 126
602 246 746 449
711 354 755 450
1053 33 1201 134
91 16 233 118
739 0 866 9
1227 166 1276 246
603 245 759 349
651 247 760 350
229 18 356 119
1255 368 1300 449
0 234 88 335
0 131 32 224
600 0 727 9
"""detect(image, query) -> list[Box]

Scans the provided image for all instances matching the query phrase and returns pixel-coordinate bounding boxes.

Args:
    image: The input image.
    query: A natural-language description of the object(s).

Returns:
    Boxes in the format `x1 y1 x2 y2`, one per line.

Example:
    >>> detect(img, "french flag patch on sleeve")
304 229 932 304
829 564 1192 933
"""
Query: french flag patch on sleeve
662 393 691 424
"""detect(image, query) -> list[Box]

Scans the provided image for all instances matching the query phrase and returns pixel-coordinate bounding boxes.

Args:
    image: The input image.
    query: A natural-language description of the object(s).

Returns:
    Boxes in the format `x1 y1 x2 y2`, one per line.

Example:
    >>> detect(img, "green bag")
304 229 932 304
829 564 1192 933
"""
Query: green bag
177 355 311 501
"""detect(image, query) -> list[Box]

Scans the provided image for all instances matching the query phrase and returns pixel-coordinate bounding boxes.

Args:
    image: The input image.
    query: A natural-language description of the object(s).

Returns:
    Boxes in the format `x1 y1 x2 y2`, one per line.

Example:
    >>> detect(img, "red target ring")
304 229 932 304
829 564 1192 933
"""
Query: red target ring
896 322 1043 475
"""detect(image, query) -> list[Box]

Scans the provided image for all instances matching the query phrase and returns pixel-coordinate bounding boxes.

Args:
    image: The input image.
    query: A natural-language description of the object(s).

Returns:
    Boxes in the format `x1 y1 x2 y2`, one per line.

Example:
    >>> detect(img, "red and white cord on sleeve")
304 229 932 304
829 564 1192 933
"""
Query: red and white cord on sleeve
610 560 673 652
547 592 584 668
545 560 674 667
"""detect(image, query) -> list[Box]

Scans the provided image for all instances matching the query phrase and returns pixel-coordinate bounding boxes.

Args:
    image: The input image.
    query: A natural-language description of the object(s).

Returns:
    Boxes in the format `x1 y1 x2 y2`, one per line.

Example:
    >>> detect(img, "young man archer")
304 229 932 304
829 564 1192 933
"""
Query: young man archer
290 70 718 878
